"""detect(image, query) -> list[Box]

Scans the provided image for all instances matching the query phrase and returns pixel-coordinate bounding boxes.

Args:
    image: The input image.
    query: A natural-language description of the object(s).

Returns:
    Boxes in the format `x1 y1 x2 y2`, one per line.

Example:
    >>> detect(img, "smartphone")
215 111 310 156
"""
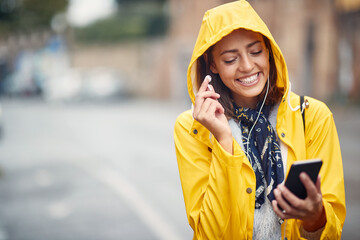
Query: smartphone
284 159 323 199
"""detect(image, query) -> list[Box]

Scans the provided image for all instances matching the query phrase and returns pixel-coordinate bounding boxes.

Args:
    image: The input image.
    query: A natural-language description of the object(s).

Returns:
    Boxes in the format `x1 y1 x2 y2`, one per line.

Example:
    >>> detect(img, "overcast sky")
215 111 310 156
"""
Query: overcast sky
66 0 118 27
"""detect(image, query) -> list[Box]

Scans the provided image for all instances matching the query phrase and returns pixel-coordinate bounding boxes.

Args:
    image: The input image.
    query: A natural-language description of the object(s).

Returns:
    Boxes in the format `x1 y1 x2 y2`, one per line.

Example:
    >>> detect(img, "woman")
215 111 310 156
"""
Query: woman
174 0 346 239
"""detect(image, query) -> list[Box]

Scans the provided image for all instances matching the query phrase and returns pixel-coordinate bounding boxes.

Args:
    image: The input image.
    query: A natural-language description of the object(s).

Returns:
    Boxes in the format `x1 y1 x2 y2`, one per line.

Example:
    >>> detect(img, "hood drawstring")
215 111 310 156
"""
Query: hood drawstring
287 82 308 113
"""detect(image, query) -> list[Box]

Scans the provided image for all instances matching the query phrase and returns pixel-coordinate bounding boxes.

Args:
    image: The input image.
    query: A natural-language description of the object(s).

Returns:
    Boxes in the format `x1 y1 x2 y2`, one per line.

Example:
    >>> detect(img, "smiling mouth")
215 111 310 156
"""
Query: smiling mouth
237 73 259 84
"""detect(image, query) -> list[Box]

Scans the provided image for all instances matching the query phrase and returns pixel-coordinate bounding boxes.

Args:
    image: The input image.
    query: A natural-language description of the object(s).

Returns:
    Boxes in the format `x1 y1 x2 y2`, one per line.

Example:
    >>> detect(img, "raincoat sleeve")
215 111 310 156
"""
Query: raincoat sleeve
174 110 255 239
302 99 346 239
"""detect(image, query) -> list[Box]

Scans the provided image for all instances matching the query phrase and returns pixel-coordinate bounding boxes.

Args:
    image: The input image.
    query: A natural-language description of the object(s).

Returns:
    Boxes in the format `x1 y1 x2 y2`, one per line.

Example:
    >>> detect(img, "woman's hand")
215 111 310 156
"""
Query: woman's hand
271 173 326 232
193 75 233 153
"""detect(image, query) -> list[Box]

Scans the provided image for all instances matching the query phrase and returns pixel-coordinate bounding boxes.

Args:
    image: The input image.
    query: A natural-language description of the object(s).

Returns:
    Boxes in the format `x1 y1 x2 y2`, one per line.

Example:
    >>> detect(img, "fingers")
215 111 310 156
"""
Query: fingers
196 98 223 121
273 187 292 217
273 185 305 218
300 172 321 200
193 75 230 140
199 75 212 93
272 199 289 219
193 92 220 117
193 75 219 118
277 185 300 209
199 75 216 94
273 173 324 221
300 173 323 217
207 98 225 116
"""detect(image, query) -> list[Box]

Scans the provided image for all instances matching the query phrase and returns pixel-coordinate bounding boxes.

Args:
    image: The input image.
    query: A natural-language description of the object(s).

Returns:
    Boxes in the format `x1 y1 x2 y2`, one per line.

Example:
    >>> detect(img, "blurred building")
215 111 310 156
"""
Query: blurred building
336 0 360 101
1 0 359 103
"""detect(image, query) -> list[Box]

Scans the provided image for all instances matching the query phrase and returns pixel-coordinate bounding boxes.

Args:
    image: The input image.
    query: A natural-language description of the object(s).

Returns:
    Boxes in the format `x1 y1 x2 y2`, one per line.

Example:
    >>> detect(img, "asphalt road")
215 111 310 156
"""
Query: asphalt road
0 97 358 239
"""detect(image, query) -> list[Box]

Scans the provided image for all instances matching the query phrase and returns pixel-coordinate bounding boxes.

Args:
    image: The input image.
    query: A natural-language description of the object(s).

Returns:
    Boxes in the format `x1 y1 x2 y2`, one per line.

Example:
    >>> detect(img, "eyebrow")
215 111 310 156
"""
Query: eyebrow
220 40 261 56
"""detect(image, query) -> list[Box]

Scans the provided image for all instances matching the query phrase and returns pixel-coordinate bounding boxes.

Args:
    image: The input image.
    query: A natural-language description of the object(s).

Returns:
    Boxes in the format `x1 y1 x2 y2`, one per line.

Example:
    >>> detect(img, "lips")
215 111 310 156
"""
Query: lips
236 73 260 85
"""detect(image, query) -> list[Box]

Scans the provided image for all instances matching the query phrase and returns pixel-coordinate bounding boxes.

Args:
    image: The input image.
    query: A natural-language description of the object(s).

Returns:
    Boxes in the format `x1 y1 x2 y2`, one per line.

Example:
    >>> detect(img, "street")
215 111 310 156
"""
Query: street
0 98 359 239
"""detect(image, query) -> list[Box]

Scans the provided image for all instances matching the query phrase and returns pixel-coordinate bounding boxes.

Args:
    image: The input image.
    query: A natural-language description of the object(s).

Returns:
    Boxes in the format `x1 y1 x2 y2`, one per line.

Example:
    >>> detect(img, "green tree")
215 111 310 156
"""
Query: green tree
115 0 166 5
75 0 169 43
0 0 68 35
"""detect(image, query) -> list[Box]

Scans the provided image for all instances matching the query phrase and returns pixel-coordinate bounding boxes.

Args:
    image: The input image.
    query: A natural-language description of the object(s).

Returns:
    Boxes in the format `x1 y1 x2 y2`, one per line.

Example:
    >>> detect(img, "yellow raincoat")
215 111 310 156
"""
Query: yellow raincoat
174 0 346 239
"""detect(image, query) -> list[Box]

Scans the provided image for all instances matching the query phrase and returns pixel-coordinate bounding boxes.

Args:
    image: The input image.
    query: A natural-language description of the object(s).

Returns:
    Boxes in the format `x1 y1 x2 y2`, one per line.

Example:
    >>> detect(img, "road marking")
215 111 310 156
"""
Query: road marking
73 161 183 240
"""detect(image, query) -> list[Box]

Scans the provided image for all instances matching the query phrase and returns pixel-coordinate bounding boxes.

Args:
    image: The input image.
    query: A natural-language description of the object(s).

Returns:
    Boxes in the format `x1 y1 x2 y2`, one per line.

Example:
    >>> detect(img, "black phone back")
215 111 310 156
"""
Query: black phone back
285 159 323 199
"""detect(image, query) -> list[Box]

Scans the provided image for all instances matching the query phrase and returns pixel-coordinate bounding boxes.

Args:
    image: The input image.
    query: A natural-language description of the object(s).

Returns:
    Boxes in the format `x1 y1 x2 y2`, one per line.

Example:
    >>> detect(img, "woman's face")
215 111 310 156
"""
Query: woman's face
210 29 270 108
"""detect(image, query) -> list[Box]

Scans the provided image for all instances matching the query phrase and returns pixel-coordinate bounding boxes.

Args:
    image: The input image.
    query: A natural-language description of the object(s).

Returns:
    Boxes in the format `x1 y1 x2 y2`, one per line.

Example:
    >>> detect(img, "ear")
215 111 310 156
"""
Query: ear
210 63 219 74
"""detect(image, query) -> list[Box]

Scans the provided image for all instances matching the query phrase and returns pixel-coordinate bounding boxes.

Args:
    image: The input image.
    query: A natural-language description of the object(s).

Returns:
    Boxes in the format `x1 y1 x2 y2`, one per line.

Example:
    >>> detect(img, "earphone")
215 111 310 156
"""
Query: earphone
244 76 270 160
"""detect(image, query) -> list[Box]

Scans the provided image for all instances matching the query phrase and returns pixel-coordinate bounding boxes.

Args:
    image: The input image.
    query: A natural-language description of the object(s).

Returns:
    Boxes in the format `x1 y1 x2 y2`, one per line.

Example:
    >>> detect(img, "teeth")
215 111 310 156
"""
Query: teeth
239 73 258 84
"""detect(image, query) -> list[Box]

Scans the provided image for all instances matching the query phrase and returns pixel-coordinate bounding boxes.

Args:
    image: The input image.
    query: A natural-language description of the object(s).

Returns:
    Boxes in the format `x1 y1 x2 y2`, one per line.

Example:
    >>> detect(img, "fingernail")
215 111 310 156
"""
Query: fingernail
206 75 212 82
300 172 306 180
274 189 279 196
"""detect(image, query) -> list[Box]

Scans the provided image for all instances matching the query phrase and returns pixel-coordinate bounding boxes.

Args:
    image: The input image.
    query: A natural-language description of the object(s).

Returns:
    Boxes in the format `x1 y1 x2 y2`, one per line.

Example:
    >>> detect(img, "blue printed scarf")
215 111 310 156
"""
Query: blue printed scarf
234 104 284 209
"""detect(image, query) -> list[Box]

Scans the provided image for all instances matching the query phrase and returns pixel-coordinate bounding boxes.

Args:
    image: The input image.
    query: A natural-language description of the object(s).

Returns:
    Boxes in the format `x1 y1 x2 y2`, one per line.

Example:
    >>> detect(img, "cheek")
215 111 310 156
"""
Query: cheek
218 65 237 78
263 54 270 70
260 58 270 75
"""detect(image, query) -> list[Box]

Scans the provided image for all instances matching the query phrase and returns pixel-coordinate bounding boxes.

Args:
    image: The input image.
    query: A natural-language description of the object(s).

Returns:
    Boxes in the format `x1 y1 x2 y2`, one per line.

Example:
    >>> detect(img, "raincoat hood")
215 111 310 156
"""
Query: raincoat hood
187 0 289 104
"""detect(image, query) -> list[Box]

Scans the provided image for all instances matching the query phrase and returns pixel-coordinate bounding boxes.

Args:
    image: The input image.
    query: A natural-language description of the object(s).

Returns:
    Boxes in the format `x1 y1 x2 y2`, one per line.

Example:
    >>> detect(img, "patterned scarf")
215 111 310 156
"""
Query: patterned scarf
233 103 284 209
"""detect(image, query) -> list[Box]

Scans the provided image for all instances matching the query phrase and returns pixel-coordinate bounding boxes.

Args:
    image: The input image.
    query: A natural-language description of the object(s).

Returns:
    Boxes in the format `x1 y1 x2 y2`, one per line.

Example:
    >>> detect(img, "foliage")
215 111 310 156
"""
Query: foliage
74 0 169 43
0 0 68 35
115 0 167 5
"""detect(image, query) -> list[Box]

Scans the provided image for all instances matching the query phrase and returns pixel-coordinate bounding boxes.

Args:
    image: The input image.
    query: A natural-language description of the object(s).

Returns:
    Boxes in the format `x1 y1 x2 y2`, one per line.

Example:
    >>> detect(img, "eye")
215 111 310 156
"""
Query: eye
251 50 263 55
224 57 237 64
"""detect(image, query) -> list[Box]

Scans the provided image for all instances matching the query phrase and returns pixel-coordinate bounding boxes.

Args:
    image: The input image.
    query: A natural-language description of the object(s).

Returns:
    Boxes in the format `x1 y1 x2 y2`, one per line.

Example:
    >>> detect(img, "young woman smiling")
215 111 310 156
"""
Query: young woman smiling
174 1 346 239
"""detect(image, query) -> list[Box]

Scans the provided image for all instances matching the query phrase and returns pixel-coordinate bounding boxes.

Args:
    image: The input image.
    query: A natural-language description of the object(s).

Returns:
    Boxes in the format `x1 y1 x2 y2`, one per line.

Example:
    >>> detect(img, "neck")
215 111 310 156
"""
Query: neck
233 96 259 109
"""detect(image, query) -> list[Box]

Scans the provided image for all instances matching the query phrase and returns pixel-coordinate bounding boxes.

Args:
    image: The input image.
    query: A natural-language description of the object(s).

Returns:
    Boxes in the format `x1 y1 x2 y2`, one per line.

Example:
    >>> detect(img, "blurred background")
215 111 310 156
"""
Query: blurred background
0 0 359 239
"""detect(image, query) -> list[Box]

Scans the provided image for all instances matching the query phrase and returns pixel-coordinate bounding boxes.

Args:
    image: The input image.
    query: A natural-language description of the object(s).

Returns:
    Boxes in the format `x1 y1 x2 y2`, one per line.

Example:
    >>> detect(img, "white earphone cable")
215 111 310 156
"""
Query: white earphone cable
245 76 270 159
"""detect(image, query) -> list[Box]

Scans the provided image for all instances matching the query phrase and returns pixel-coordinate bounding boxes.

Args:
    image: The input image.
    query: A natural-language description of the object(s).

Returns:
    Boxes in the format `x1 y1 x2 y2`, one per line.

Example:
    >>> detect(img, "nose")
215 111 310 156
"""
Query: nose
238 55 254 72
